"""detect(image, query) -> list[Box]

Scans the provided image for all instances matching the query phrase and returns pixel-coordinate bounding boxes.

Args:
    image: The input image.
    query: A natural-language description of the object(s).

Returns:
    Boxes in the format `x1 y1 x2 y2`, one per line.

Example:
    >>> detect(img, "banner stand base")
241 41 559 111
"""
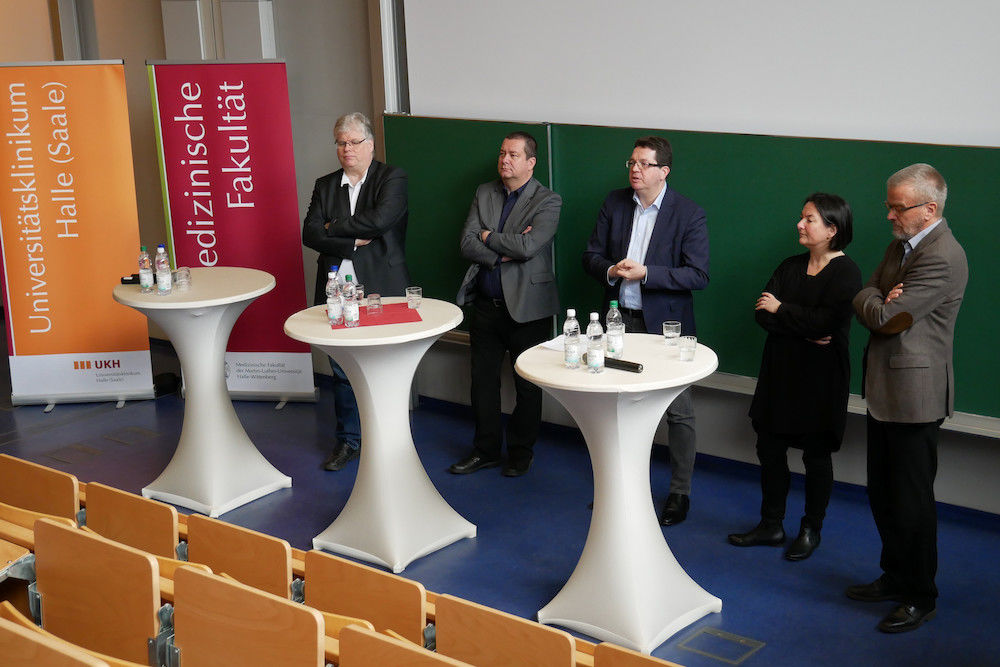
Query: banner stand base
11 388 156 407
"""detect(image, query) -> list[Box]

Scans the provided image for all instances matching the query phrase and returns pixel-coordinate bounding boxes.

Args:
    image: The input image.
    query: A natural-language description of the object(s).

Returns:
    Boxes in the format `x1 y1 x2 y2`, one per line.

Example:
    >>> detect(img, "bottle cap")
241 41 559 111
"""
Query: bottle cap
345 275 352 282
567 308 575 317
590 312 599 320
140 245 147 251
610 300 618 307
330 265 339 271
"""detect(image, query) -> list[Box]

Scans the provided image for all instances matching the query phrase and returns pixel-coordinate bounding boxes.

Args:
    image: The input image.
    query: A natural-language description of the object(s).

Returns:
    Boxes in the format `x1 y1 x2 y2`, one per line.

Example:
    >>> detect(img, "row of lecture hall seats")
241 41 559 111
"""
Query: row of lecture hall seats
0 453 678 667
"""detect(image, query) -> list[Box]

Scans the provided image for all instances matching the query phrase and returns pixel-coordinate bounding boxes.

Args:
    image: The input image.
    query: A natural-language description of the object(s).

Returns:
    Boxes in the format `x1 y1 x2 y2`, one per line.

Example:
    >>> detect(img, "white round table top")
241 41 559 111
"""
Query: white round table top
113 266 275 310
284 297 463 348
516 333 718 394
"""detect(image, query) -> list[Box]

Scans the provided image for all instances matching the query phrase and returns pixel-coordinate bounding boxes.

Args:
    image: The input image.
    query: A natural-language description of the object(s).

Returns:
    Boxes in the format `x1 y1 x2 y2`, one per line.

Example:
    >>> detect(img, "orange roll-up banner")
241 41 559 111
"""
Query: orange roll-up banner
0 61 153 405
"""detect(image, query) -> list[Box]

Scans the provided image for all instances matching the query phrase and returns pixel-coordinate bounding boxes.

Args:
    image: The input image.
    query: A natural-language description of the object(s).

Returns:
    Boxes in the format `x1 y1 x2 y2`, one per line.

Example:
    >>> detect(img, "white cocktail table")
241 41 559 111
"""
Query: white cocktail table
283 297 475 572
515 333 721 653
113 266 291 517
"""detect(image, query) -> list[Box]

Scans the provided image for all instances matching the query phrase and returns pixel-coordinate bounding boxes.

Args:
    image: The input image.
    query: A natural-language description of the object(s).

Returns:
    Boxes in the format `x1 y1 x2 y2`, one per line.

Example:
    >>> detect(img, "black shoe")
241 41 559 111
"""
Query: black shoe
784 519 821 561
323 445 359 471
502 455 533 477
659 493 690 526
877 603 936 633
448 453 500 475
728 520 785 547
846 577 903 602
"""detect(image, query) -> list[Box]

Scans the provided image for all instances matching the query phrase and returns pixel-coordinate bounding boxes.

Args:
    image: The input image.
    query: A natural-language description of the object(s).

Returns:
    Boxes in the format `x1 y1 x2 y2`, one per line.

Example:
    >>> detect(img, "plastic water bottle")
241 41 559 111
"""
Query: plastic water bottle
154 244 172 295
563 309 581 368
586 312 604 374
606 300 624 359
138 246 153 294
326 266 343 326
342 274 360 327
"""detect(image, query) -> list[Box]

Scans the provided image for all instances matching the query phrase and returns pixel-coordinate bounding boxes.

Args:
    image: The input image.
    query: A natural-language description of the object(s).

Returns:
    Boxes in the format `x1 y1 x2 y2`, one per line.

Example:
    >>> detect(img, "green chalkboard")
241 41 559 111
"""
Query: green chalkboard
383 115 550 325
384 115 999 419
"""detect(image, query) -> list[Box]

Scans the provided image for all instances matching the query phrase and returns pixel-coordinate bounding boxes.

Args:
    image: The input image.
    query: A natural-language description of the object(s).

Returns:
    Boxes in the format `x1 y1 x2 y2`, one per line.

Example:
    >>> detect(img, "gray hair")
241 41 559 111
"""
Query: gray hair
334 112 374 142
888 163 947 214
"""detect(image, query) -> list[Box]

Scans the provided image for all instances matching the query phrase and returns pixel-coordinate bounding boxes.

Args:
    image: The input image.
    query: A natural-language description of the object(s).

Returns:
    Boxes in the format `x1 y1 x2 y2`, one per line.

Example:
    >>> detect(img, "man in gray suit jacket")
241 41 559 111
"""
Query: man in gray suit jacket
451 131 562 477
849 163 968 634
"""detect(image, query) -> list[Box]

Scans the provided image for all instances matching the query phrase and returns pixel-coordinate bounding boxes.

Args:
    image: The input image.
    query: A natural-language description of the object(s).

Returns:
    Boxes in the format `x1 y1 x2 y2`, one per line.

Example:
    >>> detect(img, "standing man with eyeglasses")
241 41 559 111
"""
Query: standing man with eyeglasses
848 163 967 633
582 136 710 526
451 131 562 477
302 112 410 471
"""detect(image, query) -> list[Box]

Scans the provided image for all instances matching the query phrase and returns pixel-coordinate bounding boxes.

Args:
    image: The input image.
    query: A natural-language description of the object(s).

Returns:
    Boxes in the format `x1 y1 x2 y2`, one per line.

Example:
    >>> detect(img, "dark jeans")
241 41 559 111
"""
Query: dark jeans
866 414 940 607
755 429 834 530
469 296 551 463
328 356 361 452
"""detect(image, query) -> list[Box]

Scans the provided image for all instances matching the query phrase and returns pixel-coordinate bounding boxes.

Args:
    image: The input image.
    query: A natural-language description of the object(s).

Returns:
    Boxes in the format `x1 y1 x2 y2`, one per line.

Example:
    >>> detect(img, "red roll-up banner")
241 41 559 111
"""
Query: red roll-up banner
149 61 314 400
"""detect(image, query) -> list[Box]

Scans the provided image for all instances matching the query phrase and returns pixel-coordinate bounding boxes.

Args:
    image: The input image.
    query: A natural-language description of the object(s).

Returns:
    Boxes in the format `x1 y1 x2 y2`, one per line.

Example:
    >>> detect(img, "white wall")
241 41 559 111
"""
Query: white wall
404 0 1000 147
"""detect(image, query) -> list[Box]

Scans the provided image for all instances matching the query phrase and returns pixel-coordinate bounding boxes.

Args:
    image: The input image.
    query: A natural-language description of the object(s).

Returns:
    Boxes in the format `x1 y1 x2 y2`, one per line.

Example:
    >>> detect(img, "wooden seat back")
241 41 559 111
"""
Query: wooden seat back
593 642 683 666
435 594 576 667
0 455 79 520
0 615 108 666
304 549 426 644
172 565 324 667
339 625 473 666
0 501 76 551
185 514 292 598
0 601 150 667
83 483 178 559
33 519 159 664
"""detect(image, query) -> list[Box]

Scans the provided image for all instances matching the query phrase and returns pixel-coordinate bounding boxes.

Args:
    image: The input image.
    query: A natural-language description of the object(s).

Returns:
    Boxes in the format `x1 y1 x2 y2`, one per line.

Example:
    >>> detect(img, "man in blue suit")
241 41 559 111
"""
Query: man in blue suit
582 136 710 526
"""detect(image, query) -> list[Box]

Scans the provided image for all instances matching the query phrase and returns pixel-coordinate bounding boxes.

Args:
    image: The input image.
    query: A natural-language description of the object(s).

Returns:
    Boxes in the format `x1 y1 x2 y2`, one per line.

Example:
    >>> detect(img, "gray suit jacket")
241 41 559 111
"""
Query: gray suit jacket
853 219 968 423
456 178 562 323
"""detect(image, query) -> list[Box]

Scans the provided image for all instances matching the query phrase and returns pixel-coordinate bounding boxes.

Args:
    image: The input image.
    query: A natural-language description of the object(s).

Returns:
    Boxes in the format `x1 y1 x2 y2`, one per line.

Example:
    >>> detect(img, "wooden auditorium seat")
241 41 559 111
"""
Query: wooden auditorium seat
0 455 79 520
82 482 179 559
0 501 77 550
593 642 683 666
185 514 293 598
0 613 109 666
338 624 474 666
0 602 149 667
32 518 161 664
304 549 428 645
435 593 577 667
172 565 325 667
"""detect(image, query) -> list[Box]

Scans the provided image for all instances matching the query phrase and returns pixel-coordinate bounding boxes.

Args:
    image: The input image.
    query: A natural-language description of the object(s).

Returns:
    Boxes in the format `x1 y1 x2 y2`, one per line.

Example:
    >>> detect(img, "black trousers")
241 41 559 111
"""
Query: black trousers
755 429 833 531
866 414 940 607
469 296 551 463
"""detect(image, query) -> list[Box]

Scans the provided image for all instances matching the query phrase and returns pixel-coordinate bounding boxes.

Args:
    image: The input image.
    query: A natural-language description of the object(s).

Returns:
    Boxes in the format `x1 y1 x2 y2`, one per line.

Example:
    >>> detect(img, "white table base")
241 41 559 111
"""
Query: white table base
537 384 721 653
312 336 475 573
140 300 291 517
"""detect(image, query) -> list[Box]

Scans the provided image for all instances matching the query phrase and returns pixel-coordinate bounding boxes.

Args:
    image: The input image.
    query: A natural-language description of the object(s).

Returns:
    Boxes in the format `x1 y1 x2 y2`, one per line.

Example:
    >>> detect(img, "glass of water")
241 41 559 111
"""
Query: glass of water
663 321 681 345
406 286 422 309
678 335 697 361
367 293 382 314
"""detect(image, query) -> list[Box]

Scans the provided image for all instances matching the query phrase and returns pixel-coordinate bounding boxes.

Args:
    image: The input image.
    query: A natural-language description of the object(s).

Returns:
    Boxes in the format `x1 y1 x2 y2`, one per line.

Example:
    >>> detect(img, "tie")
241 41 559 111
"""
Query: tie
901 241 912 266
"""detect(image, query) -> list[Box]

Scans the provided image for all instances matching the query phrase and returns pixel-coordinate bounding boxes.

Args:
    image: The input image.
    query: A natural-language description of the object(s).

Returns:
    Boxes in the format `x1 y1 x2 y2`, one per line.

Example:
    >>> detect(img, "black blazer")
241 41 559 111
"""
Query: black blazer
302 160 410 303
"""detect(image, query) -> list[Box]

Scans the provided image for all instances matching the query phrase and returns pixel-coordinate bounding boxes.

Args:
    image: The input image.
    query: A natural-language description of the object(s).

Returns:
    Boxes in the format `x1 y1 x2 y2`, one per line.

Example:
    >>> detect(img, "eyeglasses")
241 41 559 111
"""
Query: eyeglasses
884 201 930 215
625 159 664 171
336 138 370 149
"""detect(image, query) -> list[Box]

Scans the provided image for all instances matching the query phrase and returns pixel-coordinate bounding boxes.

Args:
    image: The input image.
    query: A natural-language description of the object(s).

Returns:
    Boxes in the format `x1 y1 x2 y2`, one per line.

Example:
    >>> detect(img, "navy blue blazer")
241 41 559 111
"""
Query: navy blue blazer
582 186 709 335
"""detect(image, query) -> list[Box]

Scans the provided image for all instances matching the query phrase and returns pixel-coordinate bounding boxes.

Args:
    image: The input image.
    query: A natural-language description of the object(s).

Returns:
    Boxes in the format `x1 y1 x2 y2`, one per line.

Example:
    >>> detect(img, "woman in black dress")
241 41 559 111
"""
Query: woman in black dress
728 193 862 560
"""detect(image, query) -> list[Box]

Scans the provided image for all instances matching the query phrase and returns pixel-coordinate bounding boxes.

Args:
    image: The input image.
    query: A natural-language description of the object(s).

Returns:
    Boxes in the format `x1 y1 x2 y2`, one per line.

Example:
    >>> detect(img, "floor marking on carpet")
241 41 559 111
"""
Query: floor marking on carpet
677 627 765 665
